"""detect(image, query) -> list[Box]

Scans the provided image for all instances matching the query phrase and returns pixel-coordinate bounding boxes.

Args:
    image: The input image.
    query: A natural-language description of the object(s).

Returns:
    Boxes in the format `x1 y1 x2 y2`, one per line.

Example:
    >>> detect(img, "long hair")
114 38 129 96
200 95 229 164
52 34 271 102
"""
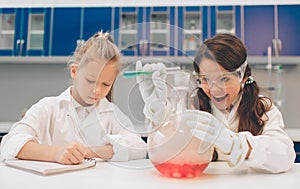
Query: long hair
193 33 272 136
70 31 121 102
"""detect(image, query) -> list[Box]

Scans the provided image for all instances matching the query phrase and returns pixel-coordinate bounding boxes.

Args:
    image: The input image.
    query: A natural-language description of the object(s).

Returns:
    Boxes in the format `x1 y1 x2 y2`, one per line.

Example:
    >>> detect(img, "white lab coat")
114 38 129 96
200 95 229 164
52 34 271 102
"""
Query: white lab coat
211 98 296 173
0 87 147 161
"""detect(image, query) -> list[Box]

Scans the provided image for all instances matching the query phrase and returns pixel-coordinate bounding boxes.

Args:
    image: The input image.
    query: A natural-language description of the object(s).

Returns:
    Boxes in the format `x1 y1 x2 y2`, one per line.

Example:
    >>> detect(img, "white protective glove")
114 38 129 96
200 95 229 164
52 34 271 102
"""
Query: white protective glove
136 61 168 126
183 109 249 167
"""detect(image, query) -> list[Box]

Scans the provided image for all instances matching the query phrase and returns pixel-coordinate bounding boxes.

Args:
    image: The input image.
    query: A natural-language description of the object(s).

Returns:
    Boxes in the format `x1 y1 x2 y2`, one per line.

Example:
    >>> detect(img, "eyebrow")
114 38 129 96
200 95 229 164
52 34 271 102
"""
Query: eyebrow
103 80 114 83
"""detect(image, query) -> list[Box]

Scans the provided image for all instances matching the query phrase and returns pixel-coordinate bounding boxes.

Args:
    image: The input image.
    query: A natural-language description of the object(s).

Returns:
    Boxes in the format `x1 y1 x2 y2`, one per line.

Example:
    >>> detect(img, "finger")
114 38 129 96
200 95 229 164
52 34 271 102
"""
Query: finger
152 72 167 90
152 67 167 81
59 150 79 165
184 109 212 117
183 110 212 124
75 143 88 156
67 146 85 164
157 62 166 71
191 129 214 143
68 152 82 164
72 144 86 158
151 63 166 73
69 149 85 164
136 60 143 71
187 120 215 134
143 64 152 72
60 157 73 165
151 77 167 101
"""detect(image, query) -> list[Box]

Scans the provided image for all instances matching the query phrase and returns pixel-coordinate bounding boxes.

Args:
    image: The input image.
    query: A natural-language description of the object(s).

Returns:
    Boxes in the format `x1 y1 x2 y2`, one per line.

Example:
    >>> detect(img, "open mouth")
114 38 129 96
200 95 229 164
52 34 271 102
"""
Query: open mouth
212 94 228 102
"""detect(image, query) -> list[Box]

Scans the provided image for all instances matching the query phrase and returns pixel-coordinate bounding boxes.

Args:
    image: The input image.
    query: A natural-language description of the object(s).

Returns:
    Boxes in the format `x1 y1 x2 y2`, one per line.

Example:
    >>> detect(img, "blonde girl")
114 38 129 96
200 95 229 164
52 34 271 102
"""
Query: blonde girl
1 31 147 164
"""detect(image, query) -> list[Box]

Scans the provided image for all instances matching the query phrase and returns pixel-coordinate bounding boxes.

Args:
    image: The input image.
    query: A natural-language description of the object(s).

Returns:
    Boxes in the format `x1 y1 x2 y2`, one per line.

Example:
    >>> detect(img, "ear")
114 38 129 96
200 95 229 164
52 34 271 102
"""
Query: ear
70 64 78 79
241 76 248 85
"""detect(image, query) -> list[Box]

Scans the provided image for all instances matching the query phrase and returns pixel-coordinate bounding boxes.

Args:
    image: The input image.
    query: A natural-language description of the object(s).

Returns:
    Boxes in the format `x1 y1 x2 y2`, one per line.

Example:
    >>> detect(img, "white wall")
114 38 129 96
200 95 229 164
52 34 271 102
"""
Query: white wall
0 61 299 129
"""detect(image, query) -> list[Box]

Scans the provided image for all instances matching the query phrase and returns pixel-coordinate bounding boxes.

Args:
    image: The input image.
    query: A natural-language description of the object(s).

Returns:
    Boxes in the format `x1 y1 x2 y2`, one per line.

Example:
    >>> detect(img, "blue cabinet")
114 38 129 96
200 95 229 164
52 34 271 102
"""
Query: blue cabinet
294 142 300 163
244 6 275 56
244 5 300 56
51 7 113 56
0 8 50 56
177 6 240 57
113 7 139 56
1 5 300 58
83 7 112 39
278 5 300 56
51 8 81 56
177 7 202 56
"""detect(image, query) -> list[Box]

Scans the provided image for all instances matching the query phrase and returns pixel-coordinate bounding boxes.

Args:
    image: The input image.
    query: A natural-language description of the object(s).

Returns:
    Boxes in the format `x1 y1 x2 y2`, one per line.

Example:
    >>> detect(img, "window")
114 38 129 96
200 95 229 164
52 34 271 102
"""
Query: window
0 14 15 50
27 14 44 50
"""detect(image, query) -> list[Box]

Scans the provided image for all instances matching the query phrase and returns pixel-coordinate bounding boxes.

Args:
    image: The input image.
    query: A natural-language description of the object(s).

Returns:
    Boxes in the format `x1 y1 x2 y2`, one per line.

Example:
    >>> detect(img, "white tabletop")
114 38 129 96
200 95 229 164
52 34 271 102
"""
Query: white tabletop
0 159 299 189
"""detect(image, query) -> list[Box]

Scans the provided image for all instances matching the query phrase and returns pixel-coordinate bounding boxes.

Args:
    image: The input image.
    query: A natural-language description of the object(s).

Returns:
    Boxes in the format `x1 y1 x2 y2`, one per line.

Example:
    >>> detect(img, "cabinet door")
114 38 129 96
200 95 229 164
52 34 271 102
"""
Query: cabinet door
114 7 174 56
215 6 236 36
244 6 275 56
149 7 174 56
51 8 81 56
26 8 51 56
115 7 139 56
83 7 112 40
178 6 202 56
0 8 17 55
278 5 300 56
0 8 50 56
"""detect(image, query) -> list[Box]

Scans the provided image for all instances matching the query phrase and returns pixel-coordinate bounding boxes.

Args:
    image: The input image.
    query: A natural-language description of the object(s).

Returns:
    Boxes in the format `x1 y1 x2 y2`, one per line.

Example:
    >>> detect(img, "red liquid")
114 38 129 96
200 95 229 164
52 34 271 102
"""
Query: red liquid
153 162 209 178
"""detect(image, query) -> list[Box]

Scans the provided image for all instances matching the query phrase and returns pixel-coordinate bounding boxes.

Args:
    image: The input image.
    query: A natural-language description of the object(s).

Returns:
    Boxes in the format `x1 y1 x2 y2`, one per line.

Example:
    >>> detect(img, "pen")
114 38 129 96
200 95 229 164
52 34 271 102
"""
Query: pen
123 67 181 78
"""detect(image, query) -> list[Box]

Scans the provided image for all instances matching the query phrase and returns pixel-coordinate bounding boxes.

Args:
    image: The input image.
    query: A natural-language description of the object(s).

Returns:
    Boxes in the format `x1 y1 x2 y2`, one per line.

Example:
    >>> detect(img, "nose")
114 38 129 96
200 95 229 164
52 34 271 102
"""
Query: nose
208 81 225 92
208 81 218 89
93 83 102 95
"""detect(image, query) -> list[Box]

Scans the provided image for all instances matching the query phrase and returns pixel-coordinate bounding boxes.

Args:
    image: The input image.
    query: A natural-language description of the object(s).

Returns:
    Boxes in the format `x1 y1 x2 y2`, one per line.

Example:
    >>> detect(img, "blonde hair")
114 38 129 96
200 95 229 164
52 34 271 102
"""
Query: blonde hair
69 31 121 101
71 31 121 70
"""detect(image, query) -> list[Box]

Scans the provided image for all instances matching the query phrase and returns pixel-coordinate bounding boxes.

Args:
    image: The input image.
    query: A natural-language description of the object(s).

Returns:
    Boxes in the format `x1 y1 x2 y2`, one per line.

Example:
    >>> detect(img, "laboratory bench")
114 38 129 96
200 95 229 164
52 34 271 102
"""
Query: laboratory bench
0 159 299 189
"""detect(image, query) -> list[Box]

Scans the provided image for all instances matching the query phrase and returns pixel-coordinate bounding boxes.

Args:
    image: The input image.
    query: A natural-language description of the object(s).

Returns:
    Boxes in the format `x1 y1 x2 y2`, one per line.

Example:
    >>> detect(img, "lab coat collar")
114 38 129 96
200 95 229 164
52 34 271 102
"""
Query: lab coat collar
57 87 113 113
211 95 242 130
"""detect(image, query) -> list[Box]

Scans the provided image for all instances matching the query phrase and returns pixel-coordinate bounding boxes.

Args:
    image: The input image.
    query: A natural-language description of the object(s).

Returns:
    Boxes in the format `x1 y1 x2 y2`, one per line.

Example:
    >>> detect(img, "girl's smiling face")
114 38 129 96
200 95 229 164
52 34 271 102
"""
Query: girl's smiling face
198 58 243 111
70 60 117 106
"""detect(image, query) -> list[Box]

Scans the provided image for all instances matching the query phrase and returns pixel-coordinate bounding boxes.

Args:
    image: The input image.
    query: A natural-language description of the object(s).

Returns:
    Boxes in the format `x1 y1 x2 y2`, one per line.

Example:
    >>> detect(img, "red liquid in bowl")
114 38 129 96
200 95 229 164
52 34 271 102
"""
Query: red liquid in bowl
153 162 209 178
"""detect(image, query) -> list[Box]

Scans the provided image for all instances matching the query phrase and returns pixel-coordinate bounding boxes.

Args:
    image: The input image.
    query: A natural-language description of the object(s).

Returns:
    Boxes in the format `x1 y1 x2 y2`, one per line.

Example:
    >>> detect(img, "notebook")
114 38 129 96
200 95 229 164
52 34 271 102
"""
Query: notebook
4 158 96 176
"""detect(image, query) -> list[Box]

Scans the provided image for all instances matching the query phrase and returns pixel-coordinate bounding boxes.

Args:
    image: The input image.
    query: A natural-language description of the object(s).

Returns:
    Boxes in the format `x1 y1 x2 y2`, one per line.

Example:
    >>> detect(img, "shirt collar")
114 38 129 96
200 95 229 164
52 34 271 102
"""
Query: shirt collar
57 87 113 113
211 94 242 125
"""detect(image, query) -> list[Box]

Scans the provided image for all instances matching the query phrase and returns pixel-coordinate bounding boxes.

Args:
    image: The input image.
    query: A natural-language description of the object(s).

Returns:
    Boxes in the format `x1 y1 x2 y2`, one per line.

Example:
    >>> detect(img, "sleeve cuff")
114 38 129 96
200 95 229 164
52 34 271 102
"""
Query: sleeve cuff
103 134 129 162
239 131 267 168
1 134 38 161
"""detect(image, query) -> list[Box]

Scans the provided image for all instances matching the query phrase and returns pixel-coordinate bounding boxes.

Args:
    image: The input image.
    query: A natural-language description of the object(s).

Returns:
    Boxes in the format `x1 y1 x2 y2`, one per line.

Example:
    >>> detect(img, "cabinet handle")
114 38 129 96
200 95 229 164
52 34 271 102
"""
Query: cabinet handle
139 39 148 56
16 39 24 56
76 39 85 47
272 38 282 56
143 39 148 56
139 39 144 55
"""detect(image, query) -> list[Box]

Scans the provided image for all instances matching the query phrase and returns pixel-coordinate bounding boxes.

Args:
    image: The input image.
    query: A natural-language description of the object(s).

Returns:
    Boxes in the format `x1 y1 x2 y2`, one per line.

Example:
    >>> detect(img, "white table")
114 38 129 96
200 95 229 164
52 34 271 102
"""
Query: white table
0 159 299 189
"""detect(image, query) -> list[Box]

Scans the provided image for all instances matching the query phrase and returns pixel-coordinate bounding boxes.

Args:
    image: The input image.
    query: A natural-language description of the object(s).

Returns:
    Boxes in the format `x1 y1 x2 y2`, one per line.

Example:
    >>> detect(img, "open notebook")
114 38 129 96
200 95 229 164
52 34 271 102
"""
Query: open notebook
4 159 96 176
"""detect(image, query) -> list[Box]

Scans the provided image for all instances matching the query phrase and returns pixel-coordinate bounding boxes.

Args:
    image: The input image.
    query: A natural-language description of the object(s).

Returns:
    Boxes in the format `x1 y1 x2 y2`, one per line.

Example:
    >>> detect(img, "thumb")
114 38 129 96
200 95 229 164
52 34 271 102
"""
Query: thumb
136 60 143 83
136 60 143 71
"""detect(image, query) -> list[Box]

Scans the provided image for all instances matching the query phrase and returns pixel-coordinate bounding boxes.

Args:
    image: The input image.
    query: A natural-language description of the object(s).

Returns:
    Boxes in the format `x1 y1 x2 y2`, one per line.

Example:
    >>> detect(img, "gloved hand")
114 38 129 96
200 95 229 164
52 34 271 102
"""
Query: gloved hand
183 109 249 167
136 61 168 126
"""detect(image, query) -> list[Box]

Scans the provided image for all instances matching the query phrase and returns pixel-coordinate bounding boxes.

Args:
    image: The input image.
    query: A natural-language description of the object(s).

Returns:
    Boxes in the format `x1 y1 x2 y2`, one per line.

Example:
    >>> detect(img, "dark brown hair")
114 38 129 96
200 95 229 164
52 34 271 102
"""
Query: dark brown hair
193 33 272 136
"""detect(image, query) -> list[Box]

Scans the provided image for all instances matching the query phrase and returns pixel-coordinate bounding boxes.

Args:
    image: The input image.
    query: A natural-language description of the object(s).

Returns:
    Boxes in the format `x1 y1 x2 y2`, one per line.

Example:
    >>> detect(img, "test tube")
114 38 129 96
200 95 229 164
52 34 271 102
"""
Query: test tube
123 67 181 78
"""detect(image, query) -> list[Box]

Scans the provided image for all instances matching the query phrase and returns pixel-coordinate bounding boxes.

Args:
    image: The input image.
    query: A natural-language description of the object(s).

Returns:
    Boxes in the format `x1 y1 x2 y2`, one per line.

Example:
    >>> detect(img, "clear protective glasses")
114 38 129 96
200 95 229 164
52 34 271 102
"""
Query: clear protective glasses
193 61 247 89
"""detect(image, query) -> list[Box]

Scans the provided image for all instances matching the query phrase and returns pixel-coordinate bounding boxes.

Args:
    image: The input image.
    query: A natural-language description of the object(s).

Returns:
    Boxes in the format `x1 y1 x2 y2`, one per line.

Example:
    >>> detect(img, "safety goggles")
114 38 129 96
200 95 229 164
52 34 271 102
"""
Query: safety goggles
193 61 247 89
